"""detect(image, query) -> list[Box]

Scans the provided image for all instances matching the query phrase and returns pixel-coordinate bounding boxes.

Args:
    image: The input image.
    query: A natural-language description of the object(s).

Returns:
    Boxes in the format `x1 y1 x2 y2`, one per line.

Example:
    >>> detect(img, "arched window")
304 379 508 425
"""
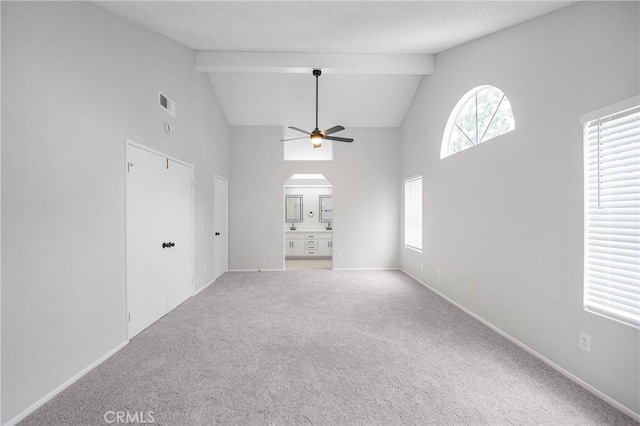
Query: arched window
441 85 515 159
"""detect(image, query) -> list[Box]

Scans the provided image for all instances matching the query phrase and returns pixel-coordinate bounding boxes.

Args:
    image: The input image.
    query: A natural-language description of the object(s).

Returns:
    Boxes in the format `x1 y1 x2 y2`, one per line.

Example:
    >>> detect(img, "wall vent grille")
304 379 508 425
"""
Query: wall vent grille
159 92 175 116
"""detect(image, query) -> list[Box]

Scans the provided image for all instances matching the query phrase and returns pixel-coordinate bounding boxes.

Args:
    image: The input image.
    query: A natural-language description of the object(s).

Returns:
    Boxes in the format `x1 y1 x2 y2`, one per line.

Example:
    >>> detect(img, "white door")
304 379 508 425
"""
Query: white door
126 144 168 337
166 159 193 311
126 143 194 338
214 176 229 280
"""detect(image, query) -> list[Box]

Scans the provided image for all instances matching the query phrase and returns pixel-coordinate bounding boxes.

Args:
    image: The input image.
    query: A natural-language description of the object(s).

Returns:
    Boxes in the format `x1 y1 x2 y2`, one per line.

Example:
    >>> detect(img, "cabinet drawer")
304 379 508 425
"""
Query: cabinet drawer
285 234 304 240
305 244 317 250
305 239 317 245
305 250 318 255
305 234 318 239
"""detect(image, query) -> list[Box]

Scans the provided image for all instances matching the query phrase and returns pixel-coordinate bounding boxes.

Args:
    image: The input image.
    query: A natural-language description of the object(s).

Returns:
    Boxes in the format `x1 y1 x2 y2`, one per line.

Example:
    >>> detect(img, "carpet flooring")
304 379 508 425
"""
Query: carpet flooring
21 270 637 425
285 259 333 270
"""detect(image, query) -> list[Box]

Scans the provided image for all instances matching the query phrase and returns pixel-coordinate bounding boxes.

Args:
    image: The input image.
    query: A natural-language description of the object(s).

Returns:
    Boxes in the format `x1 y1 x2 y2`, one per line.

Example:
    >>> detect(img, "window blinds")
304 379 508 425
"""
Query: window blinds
583 100 640 327
405 176 423 251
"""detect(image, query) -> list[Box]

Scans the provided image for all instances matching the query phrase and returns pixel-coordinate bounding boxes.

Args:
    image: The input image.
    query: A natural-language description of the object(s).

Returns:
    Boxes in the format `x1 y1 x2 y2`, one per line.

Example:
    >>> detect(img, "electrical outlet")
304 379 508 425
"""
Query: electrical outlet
579 332 591 352
337 252 341 259
438 269 442 278
269 252 274 259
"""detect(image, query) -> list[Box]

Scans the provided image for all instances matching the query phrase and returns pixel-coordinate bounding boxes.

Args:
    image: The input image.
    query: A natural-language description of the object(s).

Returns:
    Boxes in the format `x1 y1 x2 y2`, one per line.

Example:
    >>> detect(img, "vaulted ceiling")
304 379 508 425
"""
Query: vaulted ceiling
95 1 575 129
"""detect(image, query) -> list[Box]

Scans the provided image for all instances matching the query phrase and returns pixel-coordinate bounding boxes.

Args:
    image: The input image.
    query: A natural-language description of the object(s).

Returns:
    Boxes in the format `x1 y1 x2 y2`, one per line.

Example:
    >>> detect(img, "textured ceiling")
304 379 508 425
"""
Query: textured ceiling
208 72 422 128
95 1 576 127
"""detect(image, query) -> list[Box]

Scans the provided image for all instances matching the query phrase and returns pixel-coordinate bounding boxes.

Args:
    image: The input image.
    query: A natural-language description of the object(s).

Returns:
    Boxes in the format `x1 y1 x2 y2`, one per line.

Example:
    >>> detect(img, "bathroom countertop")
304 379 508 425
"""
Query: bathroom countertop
285 229 332 233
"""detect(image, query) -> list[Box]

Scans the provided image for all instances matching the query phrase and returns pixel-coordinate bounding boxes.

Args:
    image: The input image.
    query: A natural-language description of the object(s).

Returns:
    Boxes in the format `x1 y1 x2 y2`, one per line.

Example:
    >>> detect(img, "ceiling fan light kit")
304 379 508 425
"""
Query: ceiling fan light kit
281 69 354 149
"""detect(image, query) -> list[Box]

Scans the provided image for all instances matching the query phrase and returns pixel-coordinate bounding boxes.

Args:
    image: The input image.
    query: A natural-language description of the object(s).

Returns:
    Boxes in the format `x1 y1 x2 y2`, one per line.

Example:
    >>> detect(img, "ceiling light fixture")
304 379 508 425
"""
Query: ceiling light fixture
281 69 354 148
310 133 323 149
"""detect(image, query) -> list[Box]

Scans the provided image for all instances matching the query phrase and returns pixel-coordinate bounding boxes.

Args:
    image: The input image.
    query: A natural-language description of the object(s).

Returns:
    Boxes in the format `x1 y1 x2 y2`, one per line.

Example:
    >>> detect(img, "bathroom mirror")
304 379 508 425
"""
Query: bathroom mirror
285 195 303 222
319 195 333 222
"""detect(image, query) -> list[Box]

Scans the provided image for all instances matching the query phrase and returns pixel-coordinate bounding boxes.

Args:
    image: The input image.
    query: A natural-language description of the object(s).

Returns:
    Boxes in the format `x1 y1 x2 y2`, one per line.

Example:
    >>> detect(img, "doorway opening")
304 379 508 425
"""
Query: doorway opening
284 173 333 270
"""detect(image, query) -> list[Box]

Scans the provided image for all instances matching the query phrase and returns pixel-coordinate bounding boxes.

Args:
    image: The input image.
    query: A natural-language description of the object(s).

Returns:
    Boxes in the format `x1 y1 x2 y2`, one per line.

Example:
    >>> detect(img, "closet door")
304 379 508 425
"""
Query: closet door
126 142 194 339
166 159 193 311
126 144 168 338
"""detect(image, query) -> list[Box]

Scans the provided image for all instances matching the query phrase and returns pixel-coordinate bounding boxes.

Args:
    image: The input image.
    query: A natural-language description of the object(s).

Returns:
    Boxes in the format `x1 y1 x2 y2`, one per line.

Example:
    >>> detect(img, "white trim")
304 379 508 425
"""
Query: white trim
400 269 640 422
193 278 216 296
441 85 515 159
403 172 422 182
195 51 434 75
190 165 195 297
228 269 286 272
585 305 640 330
125 139 193 169
332 267 400 271
581 102 640 328
125 139 195 340
5 340 129 426
580 95 640 123
0 4 3 422
404 174 423 251
229 267 400 272
213 175 229 281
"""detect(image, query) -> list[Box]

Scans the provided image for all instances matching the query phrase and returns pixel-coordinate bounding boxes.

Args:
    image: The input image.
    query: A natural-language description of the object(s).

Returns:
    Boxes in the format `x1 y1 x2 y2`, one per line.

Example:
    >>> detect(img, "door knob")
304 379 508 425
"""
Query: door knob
215 232 220 236
169 242 175 247
162 242 169 249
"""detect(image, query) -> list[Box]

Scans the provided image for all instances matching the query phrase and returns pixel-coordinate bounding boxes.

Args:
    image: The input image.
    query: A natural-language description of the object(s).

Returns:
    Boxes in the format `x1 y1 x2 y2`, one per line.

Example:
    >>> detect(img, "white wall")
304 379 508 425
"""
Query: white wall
230 126 399 270
284 186 332 230
0 2 3 422
1 2 229 422
400 1 639 416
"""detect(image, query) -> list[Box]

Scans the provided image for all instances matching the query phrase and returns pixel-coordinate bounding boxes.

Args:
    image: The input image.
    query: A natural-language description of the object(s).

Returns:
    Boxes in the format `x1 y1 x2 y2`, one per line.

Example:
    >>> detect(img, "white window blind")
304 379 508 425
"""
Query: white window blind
405 176 423 251
583 97 640 328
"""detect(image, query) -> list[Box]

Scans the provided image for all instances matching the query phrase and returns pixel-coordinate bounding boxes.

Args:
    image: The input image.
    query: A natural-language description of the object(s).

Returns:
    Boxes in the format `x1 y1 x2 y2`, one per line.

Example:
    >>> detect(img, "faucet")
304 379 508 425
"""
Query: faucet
326 222 332 230
289 223 297 230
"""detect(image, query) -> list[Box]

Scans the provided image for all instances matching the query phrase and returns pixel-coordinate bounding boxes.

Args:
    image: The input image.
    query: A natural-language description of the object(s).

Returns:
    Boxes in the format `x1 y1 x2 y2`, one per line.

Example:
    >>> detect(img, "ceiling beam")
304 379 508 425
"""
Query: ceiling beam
195 51 434 75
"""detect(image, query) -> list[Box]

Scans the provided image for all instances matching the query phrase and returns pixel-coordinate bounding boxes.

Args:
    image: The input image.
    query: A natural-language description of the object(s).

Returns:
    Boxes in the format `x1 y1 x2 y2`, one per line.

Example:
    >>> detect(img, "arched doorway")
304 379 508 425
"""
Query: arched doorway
283 173 333 270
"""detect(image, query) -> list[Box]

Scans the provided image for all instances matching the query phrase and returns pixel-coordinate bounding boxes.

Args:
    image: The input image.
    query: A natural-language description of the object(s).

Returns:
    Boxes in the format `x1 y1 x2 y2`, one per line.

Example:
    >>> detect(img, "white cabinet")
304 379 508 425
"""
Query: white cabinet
304 233 319 256
318 232 333 256
285 233 304 257
286 231 332 258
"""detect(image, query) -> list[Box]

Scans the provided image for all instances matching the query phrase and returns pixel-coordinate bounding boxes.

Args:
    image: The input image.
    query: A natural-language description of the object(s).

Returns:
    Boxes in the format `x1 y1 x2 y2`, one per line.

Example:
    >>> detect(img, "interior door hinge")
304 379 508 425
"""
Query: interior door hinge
128 313 131 322
166 158 169 169
127 162 134 173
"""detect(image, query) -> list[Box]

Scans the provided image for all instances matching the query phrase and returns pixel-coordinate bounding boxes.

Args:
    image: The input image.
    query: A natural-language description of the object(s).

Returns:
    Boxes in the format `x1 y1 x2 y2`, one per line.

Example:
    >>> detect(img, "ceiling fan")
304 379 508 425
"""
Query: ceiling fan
281 69 354 148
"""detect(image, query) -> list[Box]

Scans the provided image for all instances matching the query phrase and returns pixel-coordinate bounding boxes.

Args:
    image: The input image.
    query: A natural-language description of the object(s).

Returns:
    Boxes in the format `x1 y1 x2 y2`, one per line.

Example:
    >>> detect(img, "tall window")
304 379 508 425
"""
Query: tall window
441 85 515 159
405 176 423 251
582 96 640 328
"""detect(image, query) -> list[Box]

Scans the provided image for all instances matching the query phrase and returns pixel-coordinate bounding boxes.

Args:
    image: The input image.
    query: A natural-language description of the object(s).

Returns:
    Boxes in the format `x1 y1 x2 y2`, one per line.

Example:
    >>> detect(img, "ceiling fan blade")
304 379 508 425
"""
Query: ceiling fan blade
288 126 311 135
324 136 354 143
322 125 345 136
280 136 309 142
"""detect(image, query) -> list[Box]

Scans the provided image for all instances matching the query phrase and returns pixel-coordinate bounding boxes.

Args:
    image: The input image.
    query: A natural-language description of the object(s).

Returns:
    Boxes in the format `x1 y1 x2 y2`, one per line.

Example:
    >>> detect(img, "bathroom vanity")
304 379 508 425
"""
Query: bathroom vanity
285 230 332 259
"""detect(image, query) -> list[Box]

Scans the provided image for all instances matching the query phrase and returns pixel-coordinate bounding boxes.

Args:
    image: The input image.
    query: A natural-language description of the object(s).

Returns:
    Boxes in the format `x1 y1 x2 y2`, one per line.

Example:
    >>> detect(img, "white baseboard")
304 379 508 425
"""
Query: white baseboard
228 269 285 272
400 269 640 422
5 340 129 426
332 267 400 271
229 268 401 272
193 278 216 296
